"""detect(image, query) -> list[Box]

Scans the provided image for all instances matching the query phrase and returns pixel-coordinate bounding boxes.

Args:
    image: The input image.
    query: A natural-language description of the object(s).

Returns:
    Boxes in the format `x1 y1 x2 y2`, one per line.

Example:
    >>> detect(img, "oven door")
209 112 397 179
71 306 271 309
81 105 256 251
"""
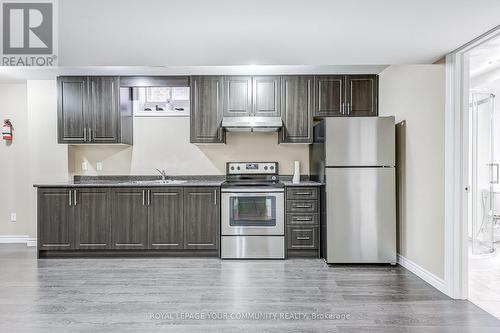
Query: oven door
221 190 284 236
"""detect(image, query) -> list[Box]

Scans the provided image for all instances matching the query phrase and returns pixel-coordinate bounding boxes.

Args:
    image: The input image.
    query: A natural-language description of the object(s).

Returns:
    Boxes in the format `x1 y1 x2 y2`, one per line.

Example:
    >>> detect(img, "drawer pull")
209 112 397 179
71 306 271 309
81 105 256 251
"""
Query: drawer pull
295 205 313 209
295 192 312 195
296 236 311 240
294 217 312 221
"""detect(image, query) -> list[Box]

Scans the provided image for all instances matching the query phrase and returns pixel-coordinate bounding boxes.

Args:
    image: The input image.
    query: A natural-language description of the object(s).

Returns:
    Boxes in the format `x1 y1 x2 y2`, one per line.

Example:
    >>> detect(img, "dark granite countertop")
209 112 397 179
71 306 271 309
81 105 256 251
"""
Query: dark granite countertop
33 175 225 188
281 180 323 187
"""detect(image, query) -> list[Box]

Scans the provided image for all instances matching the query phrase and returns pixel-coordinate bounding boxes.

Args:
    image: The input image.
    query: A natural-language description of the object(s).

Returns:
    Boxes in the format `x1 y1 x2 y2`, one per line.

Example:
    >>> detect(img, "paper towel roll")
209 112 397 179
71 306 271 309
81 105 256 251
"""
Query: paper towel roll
292 161 300 184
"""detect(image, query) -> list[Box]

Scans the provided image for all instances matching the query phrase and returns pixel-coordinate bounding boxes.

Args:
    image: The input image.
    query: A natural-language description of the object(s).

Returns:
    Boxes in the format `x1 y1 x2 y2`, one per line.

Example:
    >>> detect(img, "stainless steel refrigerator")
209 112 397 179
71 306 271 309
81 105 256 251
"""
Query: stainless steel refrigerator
310 117 396 264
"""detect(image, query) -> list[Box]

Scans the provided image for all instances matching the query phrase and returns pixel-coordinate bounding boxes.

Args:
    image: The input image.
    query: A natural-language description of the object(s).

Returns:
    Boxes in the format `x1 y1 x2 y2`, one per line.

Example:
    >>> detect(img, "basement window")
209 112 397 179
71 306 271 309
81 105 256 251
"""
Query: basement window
133 87 190 117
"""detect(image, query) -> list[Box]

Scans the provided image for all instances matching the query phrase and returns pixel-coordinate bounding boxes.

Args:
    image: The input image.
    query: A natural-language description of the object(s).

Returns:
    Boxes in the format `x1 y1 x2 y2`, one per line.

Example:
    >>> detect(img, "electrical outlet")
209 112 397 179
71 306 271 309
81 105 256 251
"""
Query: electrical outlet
10 213 16 222
81 161 88 171
96 162 103 171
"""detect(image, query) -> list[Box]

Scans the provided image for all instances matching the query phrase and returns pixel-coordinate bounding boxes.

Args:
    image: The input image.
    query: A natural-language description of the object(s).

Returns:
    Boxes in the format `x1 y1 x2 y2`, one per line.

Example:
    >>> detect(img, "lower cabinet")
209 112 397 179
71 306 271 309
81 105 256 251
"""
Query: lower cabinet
148 188 184 250
183 187 220 250
110 188 149 250
75 188 111 249
37 188 74 250
37 186 220 256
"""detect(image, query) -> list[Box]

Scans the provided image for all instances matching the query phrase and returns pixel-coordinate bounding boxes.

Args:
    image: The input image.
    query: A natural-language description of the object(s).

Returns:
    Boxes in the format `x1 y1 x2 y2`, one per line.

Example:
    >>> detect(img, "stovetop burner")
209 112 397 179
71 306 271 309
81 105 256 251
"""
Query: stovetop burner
223 162 281 188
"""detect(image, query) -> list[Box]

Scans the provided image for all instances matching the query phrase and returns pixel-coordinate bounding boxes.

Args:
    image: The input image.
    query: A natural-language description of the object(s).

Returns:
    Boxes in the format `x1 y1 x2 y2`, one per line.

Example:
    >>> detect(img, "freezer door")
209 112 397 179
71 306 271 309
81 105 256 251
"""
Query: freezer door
325 167 396 263
325 117 395 166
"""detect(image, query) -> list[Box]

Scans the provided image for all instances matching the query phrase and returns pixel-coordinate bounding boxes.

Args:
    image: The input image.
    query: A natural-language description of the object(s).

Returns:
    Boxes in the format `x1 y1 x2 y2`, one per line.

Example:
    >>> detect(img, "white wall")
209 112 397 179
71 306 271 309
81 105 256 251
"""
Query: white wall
0 84 30 236
69 117 309 176
379 65 446 279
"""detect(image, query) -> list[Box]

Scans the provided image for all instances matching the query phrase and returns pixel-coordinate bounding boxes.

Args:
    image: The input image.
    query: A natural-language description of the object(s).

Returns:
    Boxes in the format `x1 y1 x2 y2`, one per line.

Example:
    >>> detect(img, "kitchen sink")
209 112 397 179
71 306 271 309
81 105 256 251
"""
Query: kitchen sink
128 180 187 185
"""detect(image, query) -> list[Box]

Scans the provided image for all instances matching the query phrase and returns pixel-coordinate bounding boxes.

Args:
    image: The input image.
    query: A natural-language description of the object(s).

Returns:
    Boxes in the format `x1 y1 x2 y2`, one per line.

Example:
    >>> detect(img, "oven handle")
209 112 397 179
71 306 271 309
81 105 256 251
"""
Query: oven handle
221 188 284 193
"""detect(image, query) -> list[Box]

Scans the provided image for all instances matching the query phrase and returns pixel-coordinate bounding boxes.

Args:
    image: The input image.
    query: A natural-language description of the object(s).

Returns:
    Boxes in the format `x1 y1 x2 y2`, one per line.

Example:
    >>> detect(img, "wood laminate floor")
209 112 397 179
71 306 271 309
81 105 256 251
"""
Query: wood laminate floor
1 244 499 332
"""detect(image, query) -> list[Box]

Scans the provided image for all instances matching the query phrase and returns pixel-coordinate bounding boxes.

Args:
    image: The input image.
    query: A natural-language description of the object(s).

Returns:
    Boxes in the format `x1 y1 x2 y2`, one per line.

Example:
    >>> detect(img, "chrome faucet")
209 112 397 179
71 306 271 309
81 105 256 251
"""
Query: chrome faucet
156 168 168 182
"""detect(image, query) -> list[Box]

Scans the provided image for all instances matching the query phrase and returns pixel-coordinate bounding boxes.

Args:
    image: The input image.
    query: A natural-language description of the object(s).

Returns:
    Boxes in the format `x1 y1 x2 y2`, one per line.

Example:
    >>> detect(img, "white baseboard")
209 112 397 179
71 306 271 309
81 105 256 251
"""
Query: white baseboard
397 254 447 295
0 235 37 247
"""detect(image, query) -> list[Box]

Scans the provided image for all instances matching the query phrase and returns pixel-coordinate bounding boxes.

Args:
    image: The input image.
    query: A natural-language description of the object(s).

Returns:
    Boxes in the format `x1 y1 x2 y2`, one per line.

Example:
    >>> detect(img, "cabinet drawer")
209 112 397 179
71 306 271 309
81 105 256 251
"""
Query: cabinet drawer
286 213 319 225
286 187 318 200
287 227 318 249
286 200 318 213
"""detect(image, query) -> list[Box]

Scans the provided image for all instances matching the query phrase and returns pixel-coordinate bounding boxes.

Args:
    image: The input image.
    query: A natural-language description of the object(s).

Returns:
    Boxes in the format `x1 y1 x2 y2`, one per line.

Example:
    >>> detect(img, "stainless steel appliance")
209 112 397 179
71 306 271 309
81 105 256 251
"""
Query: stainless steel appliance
221 116 282 132
310 117 396 264
221 162 285 259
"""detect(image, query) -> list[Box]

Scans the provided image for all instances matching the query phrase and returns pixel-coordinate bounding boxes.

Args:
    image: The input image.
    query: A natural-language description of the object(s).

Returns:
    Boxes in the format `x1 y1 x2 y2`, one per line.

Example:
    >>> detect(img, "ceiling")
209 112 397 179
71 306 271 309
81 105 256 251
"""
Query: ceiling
1 0 499 83
56 0 500 66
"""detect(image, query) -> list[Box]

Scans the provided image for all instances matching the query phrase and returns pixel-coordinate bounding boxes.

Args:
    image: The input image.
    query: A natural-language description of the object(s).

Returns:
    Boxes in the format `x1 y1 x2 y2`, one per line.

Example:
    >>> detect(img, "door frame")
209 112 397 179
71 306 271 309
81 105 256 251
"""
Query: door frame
444 25 500 299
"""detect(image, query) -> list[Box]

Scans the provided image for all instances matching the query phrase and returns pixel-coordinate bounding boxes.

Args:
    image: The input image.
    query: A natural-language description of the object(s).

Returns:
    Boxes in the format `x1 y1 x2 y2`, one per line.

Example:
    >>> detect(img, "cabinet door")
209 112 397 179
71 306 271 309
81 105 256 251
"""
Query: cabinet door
314 75 344 117
253 76 281 116
280 76 314 143
148 188 184 250
190 76 225 143
111 188 148 249
223 76 252 117
345 75 378 117
37 188 74 250
183 187 219 250
74 188 111 249
89 77 120 143
57 77 89 143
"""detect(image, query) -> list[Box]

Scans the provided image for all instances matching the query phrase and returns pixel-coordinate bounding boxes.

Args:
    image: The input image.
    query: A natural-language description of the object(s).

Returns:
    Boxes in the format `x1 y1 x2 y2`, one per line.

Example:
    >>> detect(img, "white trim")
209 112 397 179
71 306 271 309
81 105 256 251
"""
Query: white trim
397 254 447 295
0 235 36 247
444 25 500 300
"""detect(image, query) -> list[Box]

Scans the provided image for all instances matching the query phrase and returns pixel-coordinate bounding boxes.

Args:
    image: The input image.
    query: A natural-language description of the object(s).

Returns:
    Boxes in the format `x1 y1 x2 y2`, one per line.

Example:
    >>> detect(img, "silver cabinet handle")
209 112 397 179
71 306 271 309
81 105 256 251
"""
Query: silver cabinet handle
147 189 151 206
489 163 500 184
295 205 313 209
294 217 312 221
296 236 310 240
214 189 217 205
88 128 92 142
142 190 145 206
68 190 72 206
295 192 312 196
83 128 87 142
347 102 350 115
73 190 77 206
341 103 345 115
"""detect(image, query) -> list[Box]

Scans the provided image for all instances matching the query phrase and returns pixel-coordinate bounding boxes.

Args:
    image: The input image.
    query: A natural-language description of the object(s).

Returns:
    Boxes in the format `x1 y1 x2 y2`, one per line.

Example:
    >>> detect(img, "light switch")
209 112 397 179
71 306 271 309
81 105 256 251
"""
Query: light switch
96 162 103 171
81 161 88 171
10 213 16 222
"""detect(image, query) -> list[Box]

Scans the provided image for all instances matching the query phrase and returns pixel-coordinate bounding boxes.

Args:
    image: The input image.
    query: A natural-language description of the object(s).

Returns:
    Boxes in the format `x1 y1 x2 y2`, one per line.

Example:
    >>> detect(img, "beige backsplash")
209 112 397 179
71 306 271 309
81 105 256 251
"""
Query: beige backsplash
69 117 309 176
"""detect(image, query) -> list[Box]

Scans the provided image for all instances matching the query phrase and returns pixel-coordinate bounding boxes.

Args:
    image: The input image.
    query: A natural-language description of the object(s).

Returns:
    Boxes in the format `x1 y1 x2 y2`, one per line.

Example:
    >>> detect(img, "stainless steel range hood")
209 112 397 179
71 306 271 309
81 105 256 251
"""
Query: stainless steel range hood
222 116 283 132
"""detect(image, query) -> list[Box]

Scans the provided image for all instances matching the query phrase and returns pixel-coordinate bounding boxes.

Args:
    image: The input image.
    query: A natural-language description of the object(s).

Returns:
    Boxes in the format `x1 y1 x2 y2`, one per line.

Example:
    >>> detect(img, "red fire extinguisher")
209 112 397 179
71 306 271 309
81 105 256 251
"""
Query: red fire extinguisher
2 119 13 141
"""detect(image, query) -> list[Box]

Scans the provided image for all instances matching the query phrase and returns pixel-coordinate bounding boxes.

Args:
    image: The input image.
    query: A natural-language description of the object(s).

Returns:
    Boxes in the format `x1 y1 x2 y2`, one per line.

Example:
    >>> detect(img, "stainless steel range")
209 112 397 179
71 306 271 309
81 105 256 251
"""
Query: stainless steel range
221 162 285 259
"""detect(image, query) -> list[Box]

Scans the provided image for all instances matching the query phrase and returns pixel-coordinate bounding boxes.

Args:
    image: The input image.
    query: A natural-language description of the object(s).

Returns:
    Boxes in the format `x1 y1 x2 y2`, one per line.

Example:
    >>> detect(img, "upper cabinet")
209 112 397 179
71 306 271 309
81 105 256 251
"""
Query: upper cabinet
313 75 378 117
57 76 132 144
279 76 314 144
223 76 281 117
190 76 225 144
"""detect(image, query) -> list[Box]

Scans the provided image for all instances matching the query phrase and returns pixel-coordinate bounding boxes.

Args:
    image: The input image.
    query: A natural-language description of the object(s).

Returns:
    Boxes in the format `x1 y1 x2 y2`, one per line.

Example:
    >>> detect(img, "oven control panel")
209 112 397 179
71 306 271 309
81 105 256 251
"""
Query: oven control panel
226 162 278 175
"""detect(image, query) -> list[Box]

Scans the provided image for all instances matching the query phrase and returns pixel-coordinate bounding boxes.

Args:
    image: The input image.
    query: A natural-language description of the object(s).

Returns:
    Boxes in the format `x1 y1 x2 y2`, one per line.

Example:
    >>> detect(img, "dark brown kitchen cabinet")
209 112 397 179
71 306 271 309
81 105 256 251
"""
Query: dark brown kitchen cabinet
110 188 149 249
73 188 111 249
279 76 314 144
223 76 252 116
190 76 225 143
57 76 132 144
183 187 220 250
314 75 344 117
57 77 88 143
345 75 378 117
89 77 120 143
37 188 75 250
253 76 281 116
313 75 378 117
148 188 184 250
223 76 281 117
